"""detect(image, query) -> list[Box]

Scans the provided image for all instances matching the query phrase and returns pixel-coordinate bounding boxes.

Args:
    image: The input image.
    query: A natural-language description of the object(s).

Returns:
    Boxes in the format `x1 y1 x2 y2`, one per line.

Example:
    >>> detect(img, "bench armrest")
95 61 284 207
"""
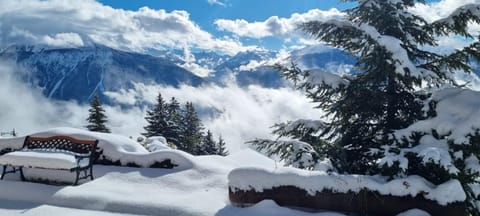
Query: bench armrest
75 155 92 167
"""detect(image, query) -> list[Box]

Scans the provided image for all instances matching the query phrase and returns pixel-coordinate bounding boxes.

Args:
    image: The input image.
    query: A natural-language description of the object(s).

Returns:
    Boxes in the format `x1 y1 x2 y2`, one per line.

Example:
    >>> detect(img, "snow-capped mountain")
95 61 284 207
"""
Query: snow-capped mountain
0 43 360 103
0 45 204 102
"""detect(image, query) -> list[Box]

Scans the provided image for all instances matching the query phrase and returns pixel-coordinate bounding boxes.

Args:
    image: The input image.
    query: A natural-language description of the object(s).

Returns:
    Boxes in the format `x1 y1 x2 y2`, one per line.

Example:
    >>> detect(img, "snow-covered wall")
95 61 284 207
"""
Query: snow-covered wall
228 167 466 206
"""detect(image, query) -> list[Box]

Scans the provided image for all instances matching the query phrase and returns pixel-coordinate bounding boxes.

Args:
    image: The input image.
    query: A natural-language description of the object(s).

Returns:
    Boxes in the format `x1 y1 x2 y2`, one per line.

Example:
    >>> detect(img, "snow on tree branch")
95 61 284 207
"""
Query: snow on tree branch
431 4 480 37
248 139 321 170
302 19 441 82
273 119 328 139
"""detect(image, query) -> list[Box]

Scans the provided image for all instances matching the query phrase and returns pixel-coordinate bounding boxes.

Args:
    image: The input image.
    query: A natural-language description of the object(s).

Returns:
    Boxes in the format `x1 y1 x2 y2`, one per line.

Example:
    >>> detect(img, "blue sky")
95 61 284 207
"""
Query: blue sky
0 0 463 56
98 0 355 50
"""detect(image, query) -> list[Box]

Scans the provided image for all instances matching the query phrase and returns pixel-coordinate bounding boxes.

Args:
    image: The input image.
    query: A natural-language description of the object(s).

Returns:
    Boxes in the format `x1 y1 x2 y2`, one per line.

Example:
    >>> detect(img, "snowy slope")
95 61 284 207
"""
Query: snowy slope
0 127 344 216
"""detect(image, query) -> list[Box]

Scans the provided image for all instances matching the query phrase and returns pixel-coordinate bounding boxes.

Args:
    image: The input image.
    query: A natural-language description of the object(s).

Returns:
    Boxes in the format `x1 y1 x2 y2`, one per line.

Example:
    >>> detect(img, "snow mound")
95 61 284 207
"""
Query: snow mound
0 127 194 170
145 136 170 152
229 167 466 205
396 209 431 216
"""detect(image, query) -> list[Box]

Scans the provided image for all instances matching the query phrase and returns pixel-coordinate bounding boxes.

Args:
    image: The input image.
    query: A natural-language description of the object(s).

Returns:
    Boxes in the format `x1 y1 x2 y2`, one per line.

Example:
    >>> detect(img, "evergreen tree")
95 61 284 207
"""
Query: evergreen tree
164 97 182 147
251 2 480 213
86 95 110 133
142 93 169 138
179 102 204 154
199 130 217 155
217 135 229 156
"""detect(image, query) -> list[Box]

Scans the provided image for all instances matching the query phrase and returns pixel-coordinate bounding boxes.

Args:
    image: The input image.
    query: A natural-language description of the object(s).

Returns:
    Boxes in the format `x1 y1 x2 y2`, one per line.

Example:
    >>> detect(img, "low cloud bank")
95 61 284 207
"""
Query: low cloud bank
0 61 321 152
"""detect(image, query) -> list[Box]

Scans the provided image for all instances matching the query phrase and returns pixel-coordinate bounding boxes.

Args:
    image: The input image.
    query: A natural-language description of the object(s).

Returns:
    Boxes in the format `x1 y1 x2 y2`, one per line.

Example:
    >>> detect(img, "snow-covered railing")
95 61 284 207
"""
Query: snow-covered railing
228 167 467 215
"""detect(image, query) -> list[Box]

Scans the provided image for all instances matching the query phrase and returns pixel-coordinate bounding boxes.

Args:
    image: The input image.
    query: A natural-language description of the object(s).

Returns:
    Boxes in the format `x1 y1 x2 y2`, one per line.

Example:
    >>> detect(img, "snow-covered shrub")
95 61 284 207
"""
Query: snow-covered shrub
145 136 171 152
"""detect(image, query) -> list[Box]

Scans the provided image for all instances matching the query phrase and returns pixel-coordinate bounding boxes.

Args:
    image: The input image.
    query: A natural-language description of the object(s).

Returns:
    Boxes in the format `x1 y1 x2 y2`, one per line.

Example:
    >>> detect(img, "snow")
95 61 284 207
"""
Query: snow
229 167 466 206
0 150 88 170
396 87 480 144
306 69 348 89
322 19 441 82
145 136 171 152
0 127 194 169
433 4 480 28
396 209 431 216
0 127 462 215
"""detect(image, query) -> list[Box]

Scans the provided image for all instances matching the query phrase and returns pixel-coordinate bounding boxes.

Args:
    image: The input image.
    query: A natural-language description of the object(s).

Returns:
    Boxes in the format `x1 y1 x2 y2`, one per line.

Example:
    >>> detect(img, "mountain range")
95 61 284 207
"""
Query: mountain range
0 44 374 103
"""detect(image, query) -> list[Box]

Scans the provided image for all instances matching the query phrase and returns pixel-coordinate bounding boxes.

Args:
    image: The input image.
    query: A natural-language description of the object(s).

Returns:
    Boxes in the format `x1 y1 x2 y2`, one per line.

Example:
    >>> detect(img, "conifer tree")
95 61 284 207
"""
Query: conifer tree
86 95 110 133
143 93 169 138
179 102 204 154
217 135 229 156
199 130 217 155
252 2 480 212
164 97 182 147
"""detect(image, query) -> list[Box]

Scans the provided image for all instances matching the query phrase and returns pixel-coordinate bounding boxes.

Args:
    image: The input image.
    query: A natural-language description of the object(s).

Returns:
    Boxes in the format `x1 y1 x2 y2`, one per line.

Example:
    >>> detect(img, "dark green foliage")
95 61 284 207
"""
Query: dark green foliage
272 0 480 174
178 102 204 154
217 135 229 156
164 97 182 147
199 130 217 155
143 94 228 156
250 139 320 170
252 2 480 213
142 93 169 138
86 95 111 133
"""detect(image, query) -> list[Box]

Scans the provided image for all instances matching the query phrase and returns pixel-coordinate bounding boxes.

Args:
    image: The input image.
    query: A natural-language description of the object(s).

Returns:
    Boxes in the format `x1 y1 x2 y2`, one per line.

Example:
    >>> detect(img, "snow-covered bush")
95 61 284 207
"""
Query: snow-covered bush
145 136 171 152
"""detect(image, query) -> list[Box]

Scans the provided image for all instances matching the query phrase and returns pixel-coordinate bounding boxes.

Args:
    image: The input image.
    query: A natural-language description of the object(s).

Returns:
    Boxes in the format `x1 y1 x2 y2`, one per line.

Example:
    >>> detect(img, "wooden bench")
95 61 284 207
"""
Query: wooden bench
0 135 98 185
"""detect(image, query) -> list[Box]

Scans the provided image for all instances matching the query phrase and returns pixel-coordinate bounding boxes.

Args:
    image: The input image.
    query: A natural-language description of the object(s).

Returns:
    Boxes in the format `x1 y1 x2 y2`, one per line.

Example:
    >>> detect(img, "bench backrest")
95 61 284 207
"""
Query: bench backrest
23 135 98 156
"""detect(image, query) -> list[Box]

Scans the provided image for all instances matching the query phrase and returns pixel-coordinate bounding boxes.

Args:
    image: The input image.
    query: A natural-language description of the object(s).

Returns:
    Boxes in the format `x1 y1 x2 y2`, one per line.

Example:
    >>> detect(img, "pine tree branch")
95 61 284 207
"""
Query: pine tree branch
429 4 480 37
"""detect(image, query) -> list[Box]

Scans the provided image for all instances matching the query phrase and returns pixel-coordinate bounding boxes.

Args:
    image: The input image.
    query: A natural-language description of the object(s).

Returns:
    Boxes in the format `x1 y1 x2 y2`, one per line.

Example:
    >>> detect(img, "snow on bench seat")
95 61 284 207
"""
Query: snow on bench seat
0 150 89 170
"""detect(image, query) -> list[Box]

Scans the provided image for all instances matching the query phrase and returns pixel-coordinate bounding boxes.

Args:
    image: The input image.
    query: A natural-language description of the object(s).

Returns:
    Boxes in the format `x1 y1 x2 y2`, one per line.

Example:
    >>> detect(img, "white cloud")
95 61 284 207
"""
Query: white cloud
104 81 323 152
238 49 290 71
0 61 87 135
0 59 322 153
177 46 214 77
410 0 480 23
207 0 227 7
0 0 256 55
409 0 480 55
214 8 344 39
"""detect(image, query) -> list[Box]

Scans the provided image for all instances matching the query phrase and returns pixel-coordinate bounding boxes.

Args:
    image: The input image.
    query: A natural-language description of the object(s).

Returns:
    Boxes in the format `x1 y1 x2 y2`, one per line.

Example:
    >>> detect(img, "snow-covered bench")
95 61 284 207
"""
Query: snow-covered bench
0 135 98 185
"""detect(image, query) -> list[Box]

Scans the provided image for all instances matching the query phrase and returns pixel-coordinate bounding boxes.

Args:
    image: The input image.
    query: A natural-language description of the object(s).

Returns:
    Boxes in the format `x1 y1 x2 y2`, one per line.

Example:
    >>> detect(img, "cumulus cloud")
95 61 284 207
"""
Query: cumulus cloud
214 8 344 39
0 0 256 55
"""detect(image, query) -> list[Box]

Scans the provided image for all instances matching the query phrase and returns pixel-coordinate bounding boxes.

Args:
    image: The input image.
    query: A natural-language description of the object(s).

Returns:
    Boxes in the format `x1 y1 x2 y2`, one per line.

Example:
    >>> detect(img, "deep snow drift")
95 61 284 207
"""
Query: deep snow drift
0 127 434 215
0 127 353 216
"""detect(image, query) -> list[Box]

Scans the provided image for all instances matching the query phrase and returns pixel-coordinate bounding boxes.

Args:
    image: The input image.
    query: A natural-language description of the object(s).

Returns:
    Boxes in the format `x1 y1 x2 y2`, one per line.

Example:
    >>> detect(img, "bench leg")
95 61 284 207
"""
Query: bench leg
0 165 6 180
90 166 94 180
73 170 80 186
19 167 25 181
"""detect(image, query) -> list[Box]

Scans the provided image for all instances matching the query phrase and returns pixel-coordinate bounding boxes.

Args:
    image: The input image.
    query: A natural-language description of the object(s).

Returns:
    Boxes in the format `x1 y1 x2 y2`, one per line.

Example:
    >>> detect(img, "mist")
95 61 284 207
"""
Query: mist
0 61 322 152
